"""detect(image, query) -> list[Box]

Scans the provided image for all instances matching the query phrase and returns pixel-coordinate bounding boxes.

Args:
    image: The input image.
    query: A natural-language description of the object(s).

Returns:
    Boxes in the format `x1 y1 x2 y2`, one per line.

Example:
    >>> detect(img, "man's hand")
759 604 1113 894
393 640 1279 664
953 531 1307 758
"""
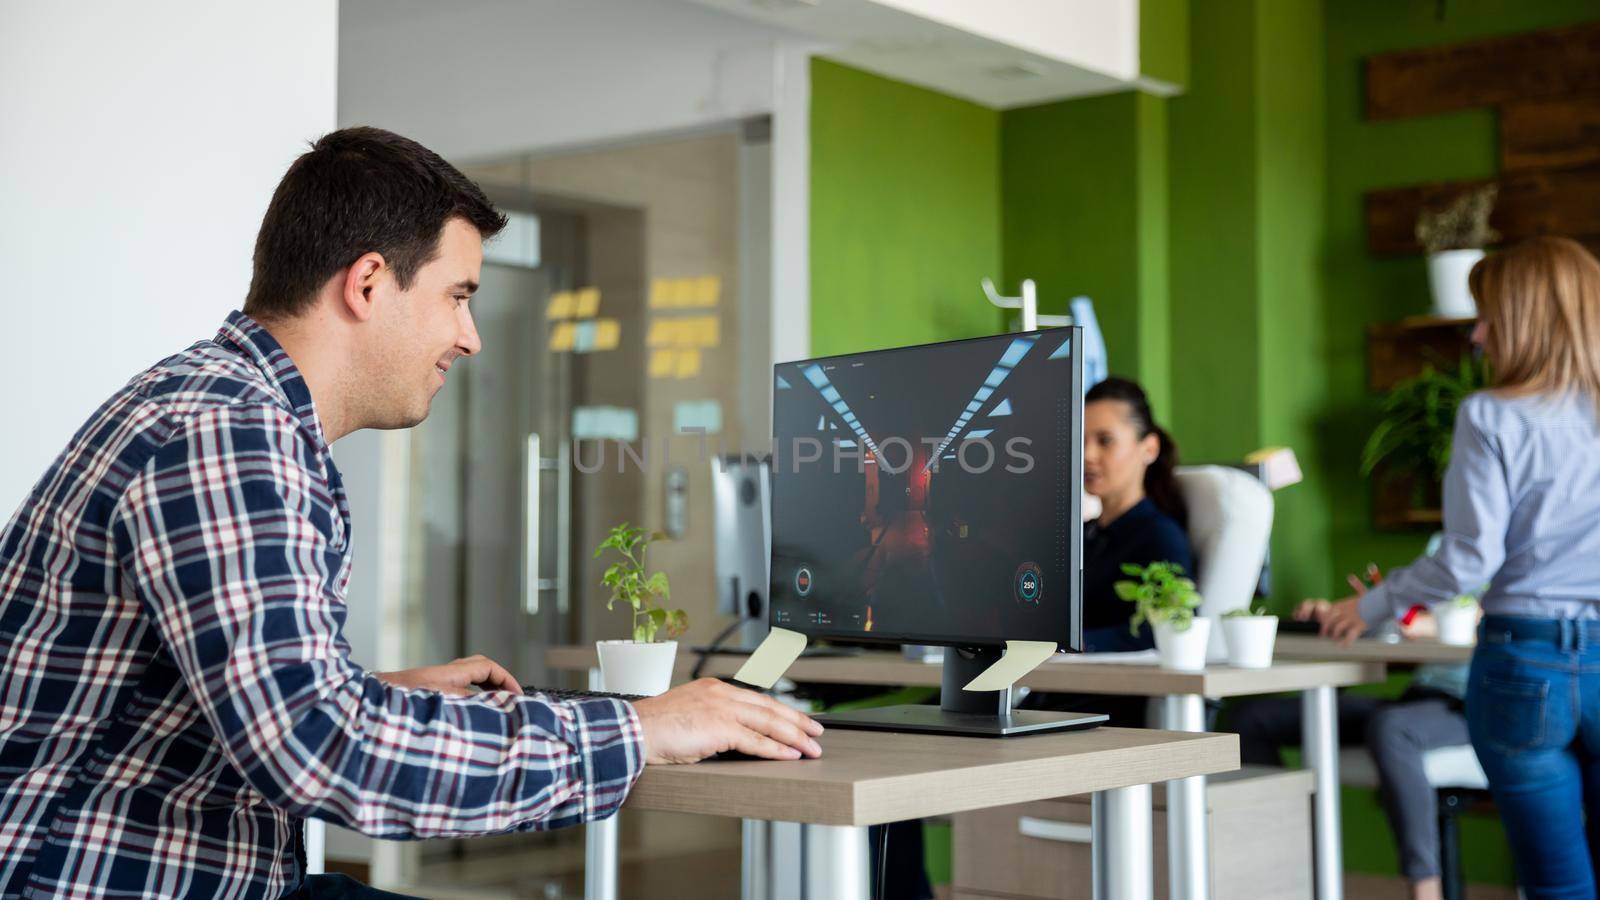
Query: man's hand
631 678 824 764
376 655 522 696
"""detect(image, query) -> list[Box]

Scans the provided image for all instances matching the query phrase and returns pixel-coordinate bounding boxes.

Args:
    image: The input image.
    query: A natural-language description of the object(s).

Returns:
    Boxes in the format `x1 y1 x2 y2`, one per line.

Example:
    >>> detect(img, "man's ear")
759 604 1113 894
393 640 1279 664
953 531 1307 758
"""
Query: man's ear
339 252 387 322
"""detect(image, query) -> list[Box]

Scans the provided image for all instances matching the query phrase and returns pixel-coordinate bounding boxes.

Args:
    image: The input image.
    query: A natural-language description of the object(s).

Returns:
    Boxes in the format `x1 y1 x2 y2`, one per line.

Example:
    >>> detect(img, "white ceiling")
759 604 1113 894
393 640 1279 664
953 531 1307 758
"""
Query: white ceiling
680 0 1145 109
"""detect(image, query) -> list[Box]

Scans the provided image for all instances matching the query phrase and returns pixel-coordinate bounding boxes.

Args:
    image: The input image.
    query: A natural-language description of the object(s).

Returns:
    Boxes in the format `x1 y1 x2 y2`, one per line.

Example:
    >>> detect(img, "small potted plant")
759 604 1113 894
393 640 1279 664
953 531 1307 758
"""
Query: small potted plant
593 523 687 696
1221 605 1279 669
1362 353 1489 513
1116 561 1209 671
1415 184 1499 318
1434 594 1480 647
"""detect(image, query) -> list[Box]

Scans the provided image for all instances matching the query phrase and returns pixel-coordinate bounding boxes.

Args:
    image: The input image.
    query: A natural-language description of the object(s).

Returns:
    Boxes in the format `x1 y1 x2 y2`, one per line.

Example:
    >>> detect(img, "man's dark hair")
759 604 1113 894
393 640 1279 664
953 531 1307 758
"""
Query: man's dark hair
243 126 507 319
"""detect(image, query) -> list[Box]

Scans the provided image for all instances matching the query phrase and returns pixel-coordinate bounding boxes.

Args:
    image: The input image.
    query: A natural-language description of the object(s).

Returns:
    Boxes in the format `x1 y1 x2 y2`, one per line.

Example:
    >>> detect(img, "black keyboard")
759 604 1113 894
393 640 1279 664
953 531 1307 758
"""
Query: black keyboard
523 686 648 702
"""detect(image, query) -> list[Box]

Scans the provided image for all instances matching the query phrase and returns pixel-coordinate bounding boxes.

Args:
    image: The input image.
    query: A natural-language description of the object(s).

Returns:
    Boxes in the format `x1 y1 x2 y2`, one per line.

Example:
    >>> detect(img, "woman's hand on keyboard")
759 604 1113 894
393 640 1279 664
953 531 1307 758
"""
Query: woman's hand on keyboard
376 654 522 696
632 677 824 764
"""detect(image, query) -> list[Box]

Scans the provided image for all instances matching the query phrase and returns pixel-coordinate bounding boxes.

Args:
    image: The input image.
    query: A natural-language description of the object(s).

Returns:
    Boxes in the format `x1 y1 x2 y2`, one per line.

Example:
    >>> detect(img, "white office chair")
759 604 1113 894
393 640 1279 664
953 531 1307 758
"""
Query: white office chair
1340 744 1488 900
1173 465 1275 661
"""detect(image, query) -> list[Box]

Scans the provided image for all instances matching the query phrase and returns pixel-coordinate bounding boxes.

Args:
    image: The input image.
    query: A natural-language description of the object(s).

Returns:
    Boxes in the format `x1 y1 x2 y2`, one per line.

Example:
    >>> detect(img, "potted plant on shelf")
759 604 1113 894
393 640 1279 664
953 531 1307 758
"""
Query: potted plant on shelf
1116 561 1209 671
593 523 688 696
1221 606 1279 669
1362 353 1490 518
1415 184 1499 318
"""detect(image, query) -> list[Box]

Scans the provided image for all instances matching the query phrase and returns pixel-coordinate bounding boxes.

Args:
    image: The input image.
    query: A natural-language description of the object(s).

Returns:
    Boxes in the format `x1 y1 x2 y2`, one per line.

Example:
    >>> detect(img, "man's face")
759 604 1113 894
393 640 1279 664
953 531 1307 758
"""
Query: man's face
365 217 484 429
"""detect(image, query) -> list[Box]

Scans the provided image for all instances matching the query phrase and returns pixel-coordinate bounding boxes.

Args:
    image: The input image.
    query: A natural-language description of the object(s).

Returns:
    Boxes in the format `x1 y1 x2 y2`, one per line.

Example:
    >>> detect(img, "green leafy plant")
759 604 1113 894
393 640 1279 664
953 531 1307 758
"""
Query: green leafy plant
1449 594 1480 609
1224 605 1270 619
1361 353 1490 494
1114 561 1203 634
1415 184 1499 253
594 523 687 642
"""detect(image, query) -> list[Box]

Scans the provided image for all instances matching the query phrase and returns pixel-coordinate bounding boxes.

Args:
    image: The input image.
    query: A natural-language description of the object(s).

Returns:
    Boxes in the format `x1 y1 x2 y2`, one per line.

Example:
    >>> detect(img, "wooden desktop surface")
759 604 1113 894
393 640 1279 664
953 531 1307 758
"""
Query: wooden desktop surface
1273 633 1474 665
625 726 1239 826
544 646 1384 698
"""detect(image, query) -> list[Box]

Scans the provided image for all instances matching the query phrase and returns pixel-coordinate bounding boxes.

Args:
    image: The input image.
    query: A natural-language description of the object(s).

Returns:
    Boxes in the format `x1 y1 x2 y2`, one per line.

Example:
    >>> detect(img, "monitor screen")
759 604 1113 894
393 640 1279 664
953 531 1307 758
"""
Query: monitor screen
769 329 1083 650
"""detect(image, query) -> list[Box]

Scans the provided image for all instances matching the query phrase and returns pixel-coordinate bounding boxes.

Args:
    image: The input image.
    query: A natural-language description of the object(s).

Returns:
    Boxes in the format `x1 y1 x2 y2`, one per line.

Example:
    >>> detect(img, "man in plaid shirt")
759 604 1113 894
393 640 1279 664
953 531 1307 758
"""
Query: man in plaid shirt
0 127 822 898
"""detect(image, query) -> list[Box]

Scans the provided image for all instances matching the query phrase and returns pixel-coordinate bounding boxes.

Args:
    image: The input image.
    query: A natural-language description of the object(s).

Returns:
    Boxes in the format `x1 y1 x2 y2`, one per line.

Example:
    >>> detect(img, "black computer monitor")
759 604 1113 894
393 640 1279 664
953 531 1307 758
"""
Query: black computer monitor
769 328 1105 736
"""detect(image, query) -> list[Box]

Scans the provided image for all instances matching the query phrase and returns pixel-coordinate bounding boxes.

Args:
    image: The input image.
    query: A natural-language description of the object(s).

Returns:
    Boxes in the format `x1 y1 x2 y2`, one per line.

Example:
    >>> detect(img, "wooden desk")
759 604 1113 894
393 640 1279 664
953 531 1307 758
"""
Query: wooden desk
545 645 1382 698
549 646 1383 900
1273 633 1474 665
630 727 1237 900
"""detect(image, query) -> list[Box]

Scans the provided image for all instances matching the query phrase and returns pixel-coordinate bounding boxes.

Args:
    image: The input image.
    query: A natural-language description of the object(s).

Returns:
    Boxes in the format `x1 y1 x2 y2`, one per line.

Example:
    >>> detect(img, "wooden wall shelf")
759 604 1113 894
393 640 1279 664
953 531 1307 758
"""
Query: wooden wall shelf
1365 315 1474 392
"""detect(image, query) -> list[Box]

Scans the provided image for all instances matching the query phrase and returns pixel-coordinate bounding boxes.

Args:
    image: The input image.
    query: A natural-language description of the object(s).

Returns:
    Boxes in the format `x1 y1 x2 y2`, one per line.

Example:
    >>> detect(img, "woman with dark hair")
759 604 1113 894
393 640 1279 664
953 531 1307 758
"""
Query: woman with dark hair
1020 377 1194 728
1078 377 1194 653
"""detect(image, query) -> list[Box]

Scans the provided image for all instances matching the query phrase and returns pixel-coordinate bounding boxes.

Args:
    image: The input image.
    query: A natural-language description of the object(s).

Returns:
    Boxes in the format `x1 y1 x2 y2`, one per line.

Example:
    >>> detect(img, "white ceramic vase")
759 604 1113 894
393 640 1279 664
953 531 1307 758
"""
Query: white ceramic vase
1153 617 1212 672
1427 249 1485 318
1222 616 1279 669
1435 603 1479 647
596 640 677 696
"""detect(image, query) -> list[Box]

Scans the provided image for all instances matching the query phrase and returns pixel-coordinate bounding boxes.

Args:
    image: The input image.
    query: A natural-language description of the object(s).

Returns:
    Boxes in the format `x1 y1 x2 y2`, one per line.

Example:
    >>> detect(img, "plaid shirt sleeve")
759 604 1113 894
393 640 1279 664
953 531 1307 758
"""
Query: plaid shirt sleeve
113 402 644 838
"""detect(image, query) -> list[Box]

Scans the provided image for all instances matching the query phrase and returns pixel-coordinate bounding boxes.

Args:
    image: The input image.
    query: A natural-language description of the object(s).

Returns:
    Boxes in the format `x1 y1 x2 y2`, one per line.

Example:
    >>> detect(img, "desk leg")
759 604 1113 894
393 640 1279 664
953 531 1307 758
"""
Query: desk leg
742 819 771 900
585 665 619 900
1161 695 1210 900
1303 685 1344 900
1092 784 1153 900
800 824 869 900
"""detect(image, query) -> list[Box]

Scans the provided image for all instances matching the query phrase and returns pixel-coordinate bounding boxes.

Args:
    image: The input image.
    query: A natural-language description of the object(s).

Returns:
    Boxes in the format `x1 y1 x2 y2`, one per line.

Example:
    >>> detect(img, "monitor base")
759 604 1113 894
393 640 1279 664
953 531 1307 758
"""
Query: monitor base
815 705 1107 737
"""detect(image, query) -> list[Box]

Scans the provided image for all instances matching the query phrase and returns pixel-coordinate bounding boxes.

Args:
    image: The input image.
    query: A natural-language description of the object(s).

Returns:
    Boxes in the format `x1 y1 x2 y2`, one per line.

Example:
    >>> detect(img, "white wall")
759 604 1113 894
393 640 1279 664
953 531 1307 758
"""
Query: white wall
0 1 339 513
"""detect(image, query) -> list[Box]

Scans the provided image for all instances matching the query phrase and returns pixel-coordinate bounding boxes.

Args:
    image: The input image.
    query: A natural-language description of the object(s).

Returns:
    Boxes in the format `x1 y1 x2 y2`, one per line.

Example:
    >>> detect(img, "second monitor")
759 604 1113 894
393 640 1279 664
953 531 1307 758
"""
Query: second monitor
769 328 1103 736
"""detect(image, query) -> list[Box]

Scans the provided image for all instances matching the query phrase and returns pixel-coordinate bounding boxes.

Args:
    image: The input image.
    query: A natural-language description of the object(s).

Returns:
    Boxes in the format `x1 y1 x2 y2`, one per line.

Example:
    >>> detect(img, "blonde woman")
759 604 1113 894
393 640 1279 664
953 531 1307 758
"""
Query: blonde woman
1320 236 1600 898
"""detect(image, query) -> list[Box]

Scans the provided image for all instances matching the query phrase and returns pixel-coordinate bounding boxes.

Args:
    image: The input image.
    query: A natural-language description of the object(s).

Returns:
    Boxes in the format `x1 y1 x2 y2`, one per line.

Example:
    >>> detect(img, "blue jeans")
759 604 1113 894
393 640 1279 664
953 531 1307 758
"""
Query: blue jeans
1468 616 1600 899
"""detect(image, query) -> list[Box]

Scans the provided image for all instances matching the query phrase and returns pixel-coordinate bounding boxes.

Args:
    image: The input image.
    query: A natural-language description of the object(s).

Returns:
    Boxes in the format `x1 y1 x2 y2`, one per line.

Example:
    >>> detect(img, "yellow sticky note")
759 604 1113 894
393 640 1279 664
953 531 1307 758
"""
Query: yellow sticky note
574 287 600 318
593 318 620 351
648 349 676 378
733 627 808 689
645 320 671 348
546 291 575 319
674 348 701 378
648 279 672 309
691 275 722 308
685 315 720 348
963 640 1058 691
548 322 576 352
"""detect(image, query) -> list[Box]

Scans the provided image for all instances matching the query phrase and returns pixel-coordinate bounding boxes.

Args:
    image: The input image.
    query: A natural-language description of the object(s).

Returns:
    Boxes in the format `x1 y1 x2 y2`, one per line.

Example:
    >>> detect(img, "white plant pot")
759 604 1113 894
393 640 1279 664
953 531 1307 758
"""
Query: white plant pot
1153 617 1212 672
1435 604 1479 647
1222 616 1279 669
596 640 677 696
1427 249 1485 318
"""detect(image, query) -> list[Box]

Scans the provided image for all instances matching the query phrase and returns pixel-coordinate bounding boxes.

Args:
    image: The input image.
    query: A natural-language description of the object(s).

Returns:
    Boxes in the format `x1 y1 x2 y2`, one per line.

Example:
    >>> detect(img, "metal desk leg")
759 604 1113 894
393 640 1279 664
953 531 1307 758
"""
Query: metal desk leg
1303 685 1344 900
586 666 619 900
742 819 771 900
800 824 869 900
1162 695 1210 900
1093 784 1154 900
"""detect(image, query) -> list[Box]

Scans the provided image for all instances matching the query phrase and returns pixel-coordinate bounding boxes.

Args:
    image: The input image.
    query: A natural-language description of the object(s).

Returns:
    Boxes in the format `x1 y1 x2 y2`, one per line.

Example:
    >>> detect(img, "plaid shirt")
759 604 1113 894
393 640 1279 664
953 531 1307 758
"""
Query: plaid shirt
0 312 644 898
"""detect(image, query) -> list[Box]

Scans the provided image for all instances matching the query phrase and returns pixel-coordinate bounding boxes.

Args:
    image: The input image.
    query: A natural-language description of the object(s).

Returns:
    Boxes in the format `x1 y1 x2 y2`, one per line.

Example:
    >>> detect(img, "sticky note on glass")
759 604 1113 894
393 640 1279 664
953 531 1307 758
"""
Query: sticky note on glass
549 321 576 352
681 315 720 348
674 348 701 379
733 627 808 689
574 287 601 318
572 321 597 353
646 320 671 348
649 278 681 309
648 349 676 378
963 640 1058 691
547 291 575 319
594 319 620 351
690 275 721 308
673 400 722 435
573 406 639 442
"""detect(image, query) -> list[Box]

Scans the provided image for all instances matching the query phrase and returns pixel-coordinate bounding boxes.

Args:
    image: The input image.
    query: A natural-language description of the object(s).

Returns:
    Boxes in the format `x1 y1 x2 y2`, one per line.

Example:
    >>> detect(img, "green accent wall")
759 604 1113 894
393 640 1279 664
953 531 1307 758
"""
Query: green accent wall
809 59 1002 357
1000 92 1172 413
810 1 1600 886
1139 0 1190 88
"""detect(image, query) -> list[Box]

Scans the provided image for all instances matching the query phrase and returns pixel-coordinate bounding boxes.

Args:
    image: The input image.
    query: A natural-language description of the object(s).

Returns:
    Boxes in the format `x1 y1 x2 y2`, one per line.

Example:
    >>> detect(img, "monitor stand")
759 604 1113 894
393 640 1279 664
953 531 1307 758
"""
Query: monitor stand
813 646 1108 737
